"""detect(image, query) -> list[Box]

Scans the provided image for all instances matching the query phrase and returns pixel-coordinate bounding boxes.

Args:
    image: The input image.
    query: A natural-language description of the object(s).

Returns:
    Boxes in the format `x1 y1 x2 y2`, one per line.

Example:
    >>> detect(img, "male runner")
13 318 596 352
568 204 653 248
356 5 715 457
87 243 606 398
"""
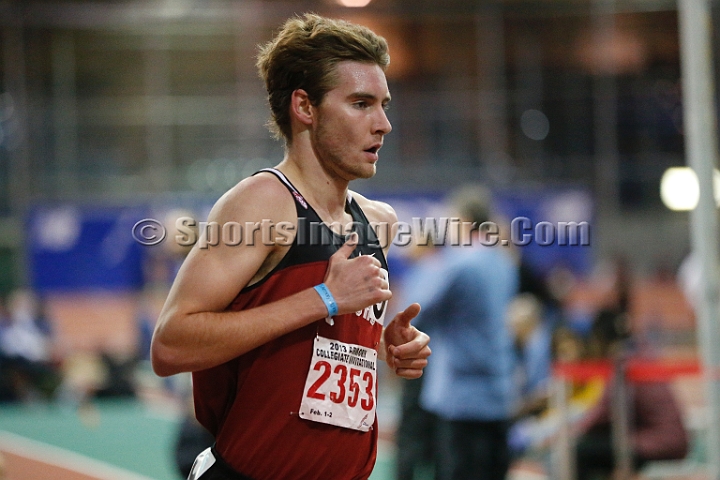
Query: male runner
151 13 431 480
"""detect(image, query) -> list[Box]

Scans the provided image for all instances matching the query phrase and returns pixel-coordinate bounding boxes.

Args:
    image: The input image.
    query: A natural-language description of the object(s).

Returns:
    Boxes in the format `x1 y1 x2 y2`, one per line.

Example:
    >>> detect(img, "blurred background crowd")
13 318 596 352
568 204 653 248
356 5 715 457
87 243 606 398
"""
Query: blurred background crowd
0 0 718 479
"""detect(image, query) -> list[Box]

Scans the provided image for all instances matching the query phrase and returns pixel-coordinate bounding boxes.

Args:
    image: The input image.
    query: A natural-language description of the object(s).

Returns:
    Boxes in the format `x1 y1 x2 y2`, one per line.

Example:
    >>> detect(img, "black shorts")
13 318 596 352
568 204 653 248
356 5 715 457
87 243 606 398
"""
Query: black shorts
187 445 254 480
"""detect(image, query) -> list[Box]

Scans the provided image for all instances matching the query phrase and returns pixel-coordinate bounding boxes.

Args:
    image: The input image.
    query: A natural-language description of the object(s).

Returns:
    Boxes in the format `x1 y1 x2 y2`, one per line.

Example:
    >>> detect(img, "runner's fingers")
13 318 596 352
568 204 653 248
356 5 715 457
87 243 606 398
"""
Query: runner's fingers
354 254 381 269
390 336 431 359
394 367 425 380
365 265 388 291
392 357 428 371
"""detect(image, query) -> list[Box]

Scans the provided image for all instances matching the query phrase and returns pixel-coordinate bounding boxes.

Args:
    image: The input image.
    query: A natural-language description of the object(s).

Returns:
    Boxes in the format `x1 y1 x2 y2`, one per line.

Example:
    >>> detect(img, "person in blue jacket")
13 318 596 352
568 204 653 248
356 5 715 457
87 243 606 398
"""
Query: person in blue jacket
415 185 519 480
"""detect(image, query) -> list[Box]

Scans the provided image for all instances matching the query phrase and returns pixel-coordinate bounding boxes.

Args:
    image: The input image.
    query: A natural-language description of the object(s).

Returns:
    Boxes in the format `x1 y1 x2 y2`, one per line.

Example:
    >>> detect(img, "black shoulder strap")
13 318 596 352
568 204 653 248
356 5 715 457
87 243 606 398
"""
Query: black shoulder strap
346 196 388 270
254 168 309 210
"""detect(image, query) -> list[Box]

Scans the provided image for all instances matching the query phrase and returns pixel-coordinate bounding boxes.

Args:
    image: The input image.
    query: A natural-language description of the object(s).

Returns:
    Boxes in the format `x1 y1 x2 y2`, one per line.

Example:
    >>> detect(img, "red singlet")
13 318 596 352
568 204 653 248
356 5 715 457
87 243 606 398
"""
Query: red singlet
192 169 389 480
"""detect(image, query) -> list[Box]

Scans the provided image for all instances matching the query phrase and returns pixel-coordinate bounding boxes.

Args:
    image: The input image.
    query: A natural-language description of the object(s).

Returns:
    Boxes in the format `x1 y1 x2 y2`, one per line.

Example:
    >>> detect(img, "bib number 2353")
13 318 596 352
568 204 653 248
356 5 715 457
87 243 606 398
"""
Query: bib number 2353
299 336 377 432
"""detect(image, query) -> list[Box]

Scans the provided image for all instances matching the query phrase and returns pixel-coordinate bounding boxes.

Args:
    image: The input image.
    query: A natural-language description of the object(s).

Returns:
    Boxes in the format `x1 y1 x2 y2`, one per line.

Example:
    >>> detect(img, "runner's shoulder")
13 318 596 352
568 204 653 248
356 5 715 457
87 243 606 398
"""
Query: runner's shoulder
350 190 397 226
209 171 295 224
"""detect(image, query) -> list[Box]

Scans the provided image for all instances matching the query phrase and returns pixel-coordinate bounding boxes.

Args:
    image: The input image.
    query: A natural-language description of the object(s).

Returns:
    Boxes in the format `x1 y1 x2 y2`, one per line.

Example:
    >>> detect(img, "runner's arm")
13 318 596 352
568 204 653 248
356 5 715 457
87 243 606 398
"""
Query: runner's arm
151 177 391 377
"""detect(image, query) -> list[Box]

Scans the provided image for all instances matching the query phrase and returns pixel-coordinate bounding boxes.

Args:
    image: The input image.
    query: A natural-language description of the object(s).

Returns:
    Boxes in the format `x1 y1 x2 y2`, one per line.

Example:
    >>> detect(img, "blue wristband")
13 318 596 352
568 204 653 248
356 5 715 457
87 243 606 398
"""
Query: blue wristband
314 283 339 317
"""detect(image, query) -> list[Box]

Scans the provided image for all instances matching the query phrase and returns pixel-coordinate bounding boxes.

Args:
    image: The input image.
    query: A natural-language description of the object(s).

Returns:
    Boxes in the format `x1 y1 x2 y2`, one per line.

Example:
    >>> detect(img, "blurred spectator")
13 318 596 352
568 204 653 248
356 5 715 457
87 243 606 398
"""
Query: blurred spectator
505 326 603 462
505 293 554 460
93 351 138 399
143 208 197 290
395 241 443 480
575 376 688 479
0 298 15 401
0 289 61 401
139 209 196 397
677 251 700 311
58 346 139 404
551 326 586 364
574 273 689 480
135 286 167 362
508 293 552 420
518 261 564 331
58 351 107 406
415 184 519 480
0 289 52 363
585 256 632 360
518 263 555 308
550 326 604 411
545 263 578 308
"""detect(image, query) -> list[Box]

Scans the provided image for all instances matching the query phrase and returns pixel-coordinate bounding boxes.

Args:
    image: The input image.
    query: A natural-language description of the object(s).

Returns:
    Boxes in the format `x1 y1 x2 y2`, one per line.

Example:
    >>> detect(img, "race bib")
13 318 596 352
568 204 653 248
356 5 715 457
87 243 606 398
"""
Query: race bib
299 336 377 432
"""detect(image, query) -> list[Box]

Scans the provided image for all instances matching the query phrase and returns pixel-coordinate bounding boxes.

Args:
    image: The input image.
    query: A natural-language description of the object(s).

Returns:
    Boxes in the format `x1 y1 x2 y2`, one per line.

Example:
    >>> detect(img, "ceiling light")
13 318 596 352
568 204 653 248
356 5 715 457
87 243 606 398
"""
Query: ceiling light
660 166 720 211
337 0 372 7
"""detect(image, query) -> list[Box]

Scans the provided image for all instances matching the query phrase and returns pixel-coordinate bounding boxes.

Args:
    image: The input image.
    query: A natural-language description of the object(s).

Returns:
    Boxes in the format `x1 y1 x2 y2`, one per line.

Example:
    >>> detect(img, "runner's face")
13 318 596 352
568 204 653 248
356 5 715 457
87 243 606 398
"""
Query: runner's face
311 61 392 180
